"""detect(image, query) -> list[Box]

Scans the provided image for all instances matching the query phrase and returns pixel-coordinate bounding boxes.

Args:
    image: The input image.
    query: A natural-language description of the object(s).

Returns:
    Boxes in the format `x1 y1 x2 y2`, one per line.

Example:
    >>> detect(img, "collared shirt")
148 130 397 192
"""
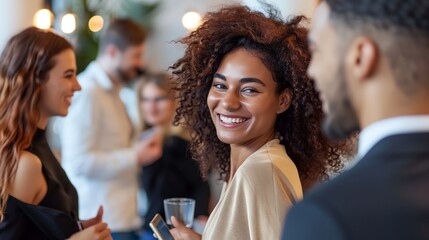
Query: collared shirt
60 61 141 232
353 115 429 167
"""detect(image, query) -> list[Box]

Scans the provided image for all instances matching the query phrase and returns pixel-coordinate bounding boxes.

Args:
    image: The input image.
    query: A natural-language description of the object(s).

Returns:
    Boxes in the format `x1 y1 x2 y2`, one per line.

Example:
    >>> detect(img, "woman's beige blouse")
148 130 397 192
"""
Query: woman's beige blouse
202 139 303 240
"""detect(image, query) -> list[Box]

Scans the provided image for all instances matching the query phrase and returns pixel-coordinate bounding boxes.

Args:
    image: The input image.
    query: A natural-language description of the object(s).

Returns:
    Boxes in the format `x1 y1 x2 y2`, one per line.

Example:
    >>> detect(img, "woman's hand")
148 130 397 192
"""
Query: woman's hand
68 205 111 240
170 216 202 240
68 222 111 240
80 206 103 229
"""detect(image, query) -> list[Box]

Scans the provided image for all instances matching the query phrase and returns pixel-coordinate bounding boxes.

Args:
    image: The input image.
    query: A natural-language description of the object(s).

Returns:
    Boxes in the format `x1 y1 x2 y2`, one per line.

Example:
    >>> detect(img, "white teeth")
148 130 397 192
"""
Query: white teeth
219 115 247 124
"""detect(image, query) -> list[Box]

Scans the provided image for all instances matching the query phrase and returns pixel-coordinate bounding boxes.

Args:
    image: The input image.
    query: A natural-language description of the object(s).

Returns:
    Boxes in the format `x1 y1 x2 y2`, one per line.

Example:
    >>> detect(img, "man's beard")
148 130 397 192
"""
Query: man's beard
322 67 360 141
117 67 146 83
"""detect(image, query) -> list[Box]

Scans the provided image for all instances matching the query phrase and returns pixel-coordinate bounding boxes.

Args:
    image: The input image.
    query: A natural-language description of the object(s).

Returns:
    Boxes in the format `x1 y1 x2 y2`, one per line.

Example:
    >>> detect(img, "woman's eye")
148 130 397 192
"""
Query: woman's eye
213 83 226 89
242 88 259 93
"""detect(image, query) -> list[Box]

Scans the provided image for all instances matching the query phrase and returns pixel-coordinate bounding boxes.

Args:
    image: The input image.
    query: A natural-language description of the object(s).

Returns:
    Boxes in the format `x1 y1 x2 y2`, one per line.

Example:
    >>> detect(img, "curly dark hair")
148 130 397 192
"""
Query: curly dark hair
171 5 349 189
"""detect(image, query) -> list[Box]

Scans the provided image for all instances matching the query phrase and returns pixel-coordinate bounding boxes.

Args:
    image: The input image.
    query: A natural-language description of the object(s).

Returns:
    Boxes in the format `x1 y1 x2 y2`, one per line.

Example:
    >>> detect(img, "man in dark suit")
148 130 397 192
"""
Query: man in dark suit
282 0 429 239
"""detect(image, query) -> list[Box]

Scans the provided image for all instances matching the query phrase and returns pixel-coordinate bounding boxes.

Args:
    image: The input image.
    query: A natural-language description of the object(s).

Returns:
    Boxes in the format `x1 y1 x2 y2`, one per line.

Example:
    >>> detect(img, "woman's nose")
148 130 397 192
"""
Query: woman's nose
73 77 81 91
221 89 241 111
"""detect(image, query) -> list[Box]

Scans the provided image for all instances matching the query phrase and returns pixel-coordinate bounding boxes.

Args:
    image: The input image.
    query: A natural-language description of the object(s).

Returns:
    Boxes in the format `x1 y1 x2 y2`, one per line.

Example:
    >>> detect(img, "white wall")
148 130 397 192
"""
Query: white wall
144 0 240 71
0 0 317 72
0 0 43 51
144 0 318 71
242 0 318 18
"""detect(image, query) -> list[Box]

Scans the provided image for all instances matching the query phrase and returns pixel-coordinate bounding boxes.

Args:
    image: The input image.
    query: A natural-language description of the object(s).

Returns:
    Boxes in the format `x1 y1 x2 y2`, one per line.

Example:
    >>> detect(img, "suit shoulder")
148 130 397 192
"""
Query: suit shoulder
283 199 346 240
307 161 375 199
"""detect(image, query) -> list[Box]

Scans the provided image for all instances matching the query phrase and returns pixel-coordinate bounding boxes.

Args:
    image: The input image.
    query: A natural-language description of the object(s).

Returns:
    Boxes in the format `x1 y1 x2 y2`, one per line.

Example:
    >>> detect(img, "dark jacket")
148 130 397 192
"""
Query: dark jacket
283 132 429 240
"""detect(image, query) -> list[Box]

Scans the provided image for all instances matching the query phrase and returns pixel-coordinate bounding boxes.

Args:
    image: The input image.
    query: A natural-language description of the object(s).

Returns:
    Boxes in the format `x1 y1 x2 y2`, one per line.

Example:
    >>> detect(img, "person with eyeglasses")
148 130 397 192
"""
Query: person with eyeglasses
137 72 210 240
60 19 163 240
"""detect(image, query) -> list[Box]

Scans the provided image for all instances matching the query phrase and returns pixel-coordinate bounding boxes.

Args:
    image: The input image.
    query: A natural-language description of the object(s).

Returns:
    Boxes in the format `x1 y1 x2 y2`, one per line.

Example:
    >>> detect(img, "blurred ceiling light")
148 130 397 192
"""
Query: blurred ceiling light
182 11 202 31
34 9 53 29
88 15 104 32
61 13 77 34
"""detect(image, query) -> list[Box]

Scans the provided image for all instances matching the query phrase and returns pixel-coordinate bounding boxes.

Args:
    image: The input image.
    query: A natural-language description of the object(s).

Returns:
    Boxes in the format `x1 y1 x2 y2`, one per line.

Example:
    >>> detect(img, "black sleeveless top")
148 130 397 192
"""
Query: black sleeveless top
141 135 210 230
0 129 80 239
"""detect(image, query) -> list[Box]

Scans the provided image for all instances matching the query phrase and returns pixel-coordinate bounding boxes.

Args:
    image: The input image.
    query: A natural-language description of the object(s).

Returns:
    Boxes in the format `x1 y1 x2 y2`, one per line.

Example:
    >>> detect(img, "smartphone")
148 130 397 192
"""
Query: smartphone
149 213 174 240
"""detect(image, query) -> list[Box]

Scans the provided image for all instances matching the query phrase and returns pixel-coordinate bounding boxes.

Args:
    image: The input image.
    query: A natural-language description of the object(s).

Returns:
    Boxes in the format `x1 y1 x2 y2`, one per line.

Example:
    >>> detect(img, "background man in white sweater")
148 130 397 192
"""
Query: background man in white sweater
61 19 162 240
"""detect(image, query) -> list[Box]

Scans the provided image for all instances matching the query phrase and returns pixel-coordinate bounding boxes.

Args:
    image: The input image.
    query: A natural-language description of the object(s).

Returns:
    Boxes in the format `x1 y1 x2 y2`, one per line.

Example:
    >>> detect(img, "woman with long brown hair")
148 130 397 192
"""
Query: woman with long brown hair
168 5 350 240
0 27 111 239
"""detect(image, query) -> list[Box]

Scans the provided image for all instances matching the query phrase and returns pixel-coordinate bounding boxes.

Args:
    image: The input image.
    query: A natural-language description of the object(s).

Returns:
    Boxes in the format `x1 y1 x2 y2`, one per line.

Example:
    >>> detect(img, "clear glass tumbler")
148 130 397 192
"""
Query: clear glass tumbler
163 198 195 228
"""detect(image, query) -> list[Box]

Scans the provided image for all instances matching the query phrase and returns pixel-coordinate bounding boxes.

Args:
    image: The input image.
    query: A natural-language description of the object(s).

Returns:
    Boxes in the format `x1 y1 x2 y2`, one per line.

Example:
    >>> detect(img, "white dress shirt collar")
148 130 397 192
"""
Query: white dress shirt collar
357 115 429 160
87 61 114 90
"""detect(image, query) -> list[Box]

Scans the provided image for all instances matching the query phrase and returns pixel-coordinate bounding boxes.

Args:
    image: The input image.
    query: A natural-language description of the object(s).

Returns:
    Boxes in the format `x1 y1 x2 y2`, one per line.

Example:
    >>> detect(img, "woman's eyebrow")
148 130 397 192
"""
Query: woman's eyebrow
213 73 226 80
214 73 265 86
240 78 265 86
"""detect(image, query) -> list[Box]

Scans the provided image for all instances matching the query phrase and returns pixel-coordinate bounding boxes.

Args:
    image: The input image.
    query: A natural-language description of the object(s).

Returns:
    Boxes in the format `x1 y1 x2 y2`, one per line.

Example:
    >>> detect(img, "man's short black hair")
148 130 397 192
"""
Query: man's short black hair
325 0 429 32
324 0 429 94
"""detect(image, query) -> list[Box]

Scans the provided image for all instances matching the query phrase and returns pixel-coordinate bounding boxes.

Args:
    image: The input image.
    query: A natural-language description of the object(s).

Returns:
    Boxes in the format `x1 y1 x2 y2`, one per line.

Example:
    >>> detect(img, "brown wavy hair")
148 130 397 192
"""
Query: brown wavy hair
0 27 73 221
171 5 350 190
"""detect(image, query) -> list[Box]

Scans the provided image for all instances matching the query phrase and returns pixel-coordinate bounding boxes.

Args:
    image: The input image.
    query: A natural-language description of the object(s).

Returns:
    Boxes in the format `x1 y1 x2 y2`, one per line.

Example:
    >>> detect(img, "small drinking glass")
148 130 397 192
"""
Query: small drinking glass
163 198 195 228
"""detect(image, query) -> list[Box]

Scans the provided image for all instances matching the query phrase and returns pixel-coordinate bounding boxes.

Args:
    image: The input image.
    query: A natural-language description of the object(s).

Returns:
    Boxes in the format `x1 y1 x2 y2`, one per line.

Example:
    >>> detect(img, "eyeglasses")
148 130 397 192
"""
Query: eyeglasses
141 96 169 104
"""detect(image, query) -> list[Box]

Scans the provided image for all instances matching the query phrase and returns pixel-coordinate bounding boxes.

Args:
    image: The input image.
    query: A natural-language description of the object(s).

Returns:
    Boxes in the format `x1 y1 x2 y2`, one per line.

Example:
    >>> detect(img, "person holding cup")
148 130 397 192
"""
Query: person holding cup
169 4 350 240
137 72 210 239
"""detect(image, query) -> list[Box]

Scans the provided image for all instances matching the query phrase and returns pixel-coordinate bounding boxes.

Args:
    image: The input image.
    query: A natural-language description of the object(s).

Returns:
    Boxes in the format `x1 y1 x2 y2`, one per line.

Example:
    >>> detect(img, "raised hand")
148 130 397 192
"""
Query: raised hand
80 205 103 229
136 129 163 165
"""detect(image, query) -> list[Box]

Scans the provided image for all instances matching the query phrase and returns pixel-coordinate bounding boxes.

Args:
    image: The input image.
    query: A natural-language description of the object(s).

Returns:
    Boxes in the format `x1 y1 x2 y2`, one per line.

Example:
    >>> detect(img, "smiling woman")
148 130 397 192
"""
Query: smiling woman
38 49 78 119
208 48 289 152
0 27 111 239
169 4 351 240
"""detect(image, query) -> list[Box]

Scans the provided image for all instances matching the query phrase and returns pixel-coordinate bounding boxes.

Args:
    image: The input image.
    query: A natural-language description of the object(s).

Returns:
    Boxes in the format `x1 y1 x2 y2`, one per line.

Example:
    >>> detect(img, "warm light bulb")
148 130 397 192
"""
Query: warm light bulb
88 15 104 32
61 13 76 34
182 11 202 31
34 9 53 29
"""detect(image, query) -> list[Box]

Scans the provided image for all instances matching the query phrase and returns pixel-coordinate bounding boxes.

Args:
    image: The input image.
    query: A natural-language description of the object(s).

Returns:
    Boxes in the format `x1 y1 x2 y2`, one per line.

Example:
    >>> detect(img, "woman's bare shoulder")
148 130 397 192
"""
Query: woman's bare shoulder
9 151 46 204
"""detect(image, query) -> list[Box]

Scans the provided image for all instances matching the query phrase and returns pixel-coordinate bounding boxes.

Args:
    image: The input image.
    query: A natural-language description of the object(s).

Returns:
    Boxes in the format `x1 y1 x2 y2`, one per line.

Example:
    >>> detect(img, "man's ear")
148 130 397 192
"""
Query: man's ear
347 37 379 81
105 44 118 58
277 89 292 114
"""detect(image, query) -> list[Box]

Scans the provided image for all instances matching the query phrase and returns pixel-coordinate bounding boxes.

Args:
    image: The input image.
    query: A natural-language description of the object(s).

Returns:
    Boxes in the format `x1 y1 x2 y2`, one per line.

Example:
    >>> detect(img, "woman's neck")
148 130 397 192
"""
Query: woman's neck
229 147 254 183
228 131 275 182
37 117 47 130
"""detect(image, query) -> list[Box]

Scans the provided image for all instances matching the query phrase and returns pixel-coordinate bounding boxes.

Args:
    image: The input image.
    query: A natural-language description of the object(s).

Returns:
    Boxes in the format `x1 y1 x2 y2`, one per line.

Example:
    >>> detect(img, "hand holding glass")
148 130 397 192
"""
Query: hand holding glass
164 198 195 228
